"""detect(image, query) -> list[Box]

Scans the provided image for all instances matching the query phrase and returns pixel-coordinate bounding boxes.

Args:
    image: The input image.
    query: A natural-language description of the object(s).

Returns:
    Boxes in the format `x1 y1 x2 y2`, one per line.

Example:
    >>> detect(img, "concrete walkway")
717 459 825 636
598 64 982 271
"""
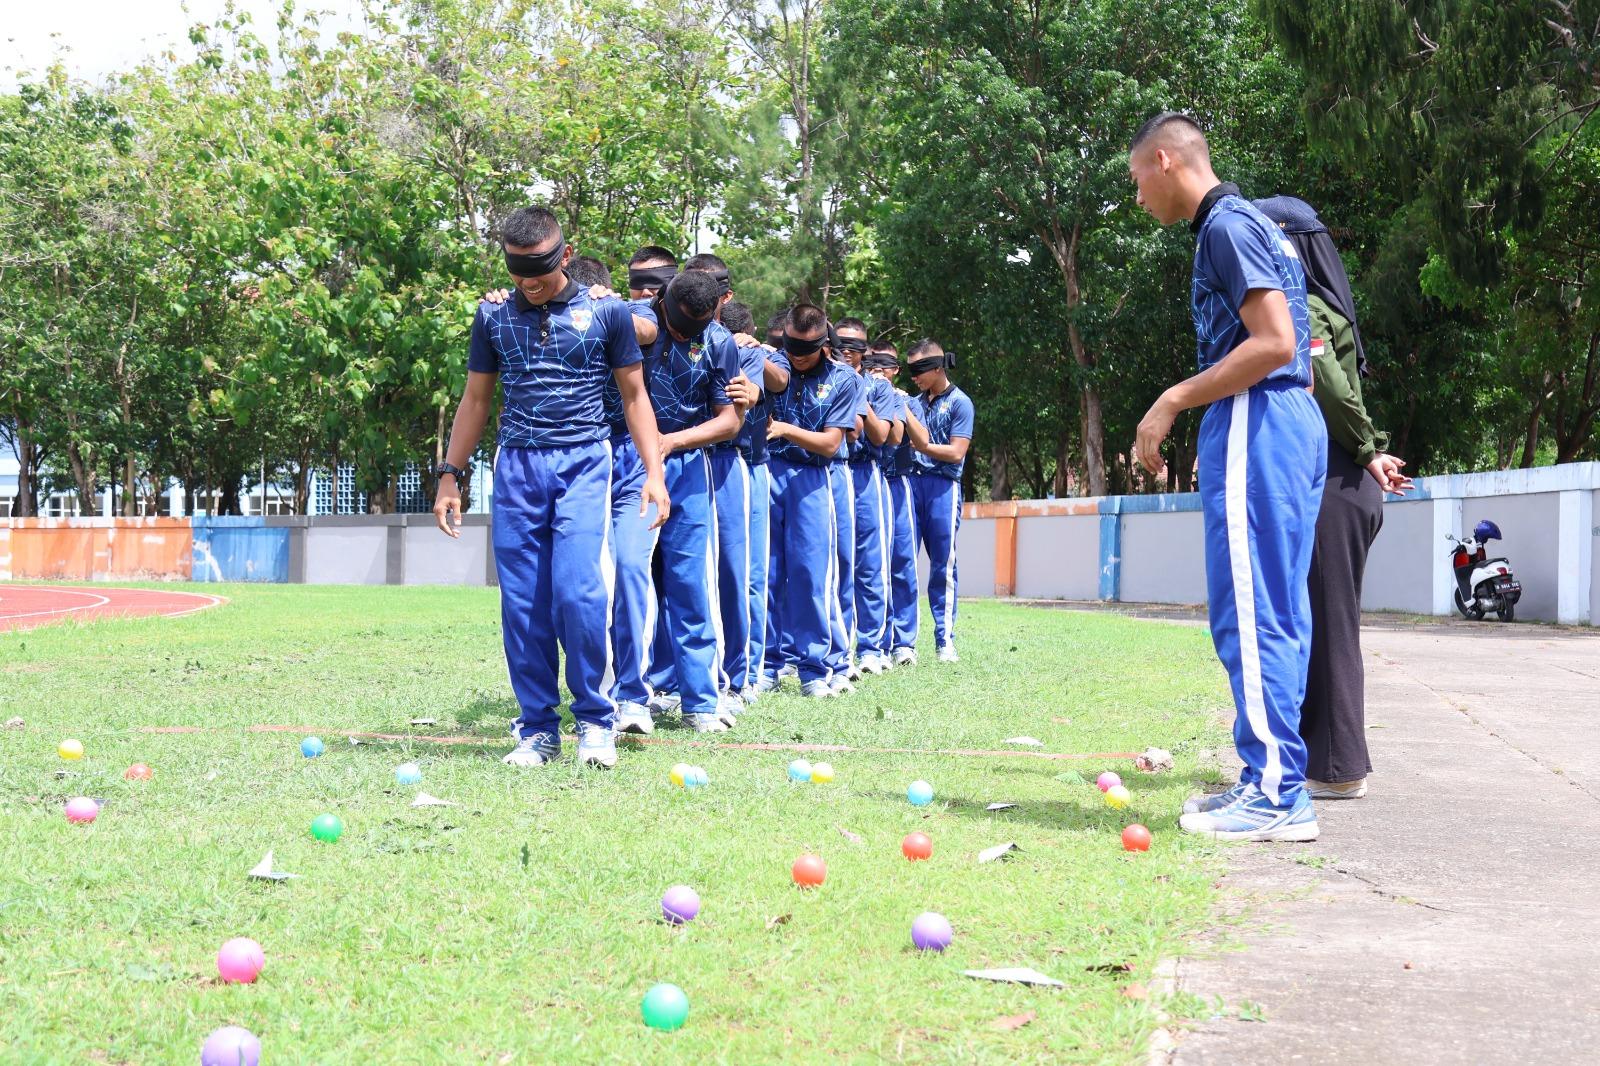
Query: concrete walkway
1166 619 1600 1065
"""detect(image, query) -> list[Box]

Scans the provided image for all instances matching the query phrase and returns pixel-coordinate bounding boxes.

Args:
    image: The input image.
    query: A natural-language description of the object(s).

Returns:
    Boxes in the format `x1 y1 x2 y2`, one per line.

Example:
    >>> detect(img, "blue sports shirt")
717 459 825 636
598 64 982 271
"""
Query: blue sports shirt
769 360 861 468
603 298 657 437
733 342 788 466
848 373 904 465
644 318 740 437
909 385 974 481
468 282 643 449
1191 193 1312 387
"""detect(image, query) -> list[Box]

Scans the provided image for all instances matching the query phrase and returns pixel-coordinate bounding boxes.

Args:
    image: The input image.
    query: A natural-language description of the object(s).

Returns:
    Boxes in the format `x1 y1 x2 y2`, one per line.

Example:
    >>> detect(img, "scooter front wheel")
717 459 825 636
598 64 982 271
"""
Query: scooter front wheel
1454 589 1486 621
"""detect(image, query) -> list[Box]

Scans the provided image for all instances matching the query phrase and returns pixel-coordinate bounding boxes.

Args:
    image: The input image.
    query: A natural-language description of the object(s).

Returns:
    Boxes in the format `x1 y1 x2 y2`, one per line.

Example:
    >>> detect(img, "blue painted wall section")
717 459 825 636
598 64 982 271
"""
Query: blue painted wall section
1095 492 1199 601
192 517 289 583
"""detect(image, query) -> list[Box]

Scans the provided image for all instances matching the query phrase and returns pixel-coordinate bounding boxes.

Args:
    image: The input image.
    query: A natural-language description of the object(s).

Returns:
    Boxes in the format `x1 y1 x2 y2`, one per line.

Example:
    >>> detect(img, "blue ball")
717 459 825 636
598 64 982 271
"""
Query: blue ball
685 766 709 789
395 762 422 785
300 736 325 759
787 759 813 782
907 780 934 807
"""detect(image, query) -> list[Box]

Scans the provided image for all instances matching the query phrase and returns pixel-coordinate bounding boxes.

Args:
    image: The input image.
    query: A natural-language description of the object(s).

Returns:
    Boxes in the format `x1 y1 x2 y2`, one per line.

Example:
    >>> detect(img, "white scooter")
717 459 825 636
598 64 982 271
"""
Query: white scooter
1445 520 1522 622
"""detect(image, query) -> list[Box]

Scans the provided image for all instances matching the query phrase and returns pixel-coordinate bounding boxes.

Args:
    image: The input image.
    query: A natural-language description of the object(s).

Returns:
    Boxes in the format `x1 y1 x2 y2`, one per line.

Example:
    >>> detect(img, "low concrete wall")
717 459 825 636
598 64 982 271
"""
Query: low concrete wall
1013 514 1098 600
1119 510 1207 605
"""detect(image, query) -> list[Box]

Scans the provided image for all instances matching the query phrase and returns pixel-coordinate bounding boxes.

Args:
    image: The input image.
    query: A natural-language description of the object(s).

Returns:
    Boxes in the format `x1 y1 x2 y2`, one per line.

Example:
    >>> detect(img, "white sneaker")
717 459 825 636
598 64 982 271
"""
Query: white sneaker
830 675 856 696
577 723 617 768
1307 778 1367 800
892 647 917 667
646 691 682 715
776 664 799 681
860 653 888 675
739 684 761 704
845 661 863 682
502 732 561 767
800 679 834 699
716 692 743 728
753 674 780 694
936 645 959 663
615 702 654 735
691 713 730 733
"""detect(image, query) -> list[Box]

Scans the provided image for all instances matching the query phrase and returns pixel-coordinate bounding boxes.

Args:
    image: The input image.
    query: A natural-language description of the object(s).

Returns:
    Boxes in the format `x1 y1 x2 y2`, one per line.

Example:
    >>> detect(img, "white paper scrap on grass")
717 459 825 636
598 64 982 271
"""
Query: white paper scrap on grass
978 842 1019 864
1003 736 1044 747
986 803 1017 812
409 718 437 727
247 850 298 881
410 792 456 808
963 967 1066 988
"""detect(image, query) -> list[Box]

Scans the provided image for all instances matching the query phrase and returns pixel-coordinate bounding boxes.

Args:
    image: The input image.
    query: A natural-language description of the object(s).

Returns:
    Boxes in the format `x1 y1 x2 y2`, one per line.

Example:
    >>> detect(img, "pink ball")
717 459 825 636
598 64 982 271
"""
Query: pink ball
65 797 99 824
201 1025 261 1066
1096 771 1122 793
661 884 701 925
216 937 265 984
911 911 954 952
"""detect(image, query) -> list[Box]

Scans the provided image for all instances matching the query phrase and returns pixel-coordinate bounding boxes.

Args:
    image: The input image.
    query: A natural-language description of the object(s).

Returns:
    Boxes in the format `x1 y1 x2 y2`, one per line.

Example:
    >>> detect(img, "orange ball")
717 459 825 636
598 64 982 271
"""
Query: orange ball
124 763 153 781
1122 824 1152 852
901 832 933 861
791 853 826 888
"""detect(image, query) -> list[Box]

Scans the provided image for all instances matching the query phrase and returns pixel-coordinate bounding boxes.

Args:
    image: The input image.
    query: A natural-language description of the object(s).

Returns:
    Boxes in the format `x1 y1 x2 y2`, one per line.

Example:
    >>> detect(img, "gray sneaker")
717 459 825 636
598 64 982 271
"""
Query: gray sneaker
716 692 743 727
615 702 655 735
892 647 917 667
690 713 730 733
503 731 561 767
936 644 959 663
776 664 799 681
577 723 617 768
753 673 780 694
830 674 856 696
1307 778 1367 800
1182 781 1248 816
646 691 682 715
739 684 761 704
800 679 834 699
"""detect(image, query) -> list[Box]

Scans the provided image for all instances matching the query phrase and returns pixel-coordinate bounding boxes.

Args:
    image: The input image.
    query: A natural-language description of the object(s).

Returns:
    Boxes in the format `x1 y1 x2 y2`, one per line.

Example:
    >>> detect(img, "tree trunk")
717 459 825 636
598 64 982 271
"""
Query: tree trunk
293 459 311 517
13 418 36 517
219 478 242 516
1042 220 1107 497
122 455 137 517
1052 430 1074 498
990 440 1013 501
1518 386 1545 468
67 441 98 515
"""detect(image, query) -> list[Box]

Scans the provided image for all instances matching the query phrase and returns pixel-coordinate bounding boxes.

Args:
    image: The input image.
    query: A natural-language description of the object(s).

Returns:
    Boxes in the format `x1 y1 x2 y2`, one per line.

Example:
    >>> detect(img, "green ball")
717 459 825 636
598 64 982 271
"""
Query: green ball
641 982 689 1031
310 813 344 843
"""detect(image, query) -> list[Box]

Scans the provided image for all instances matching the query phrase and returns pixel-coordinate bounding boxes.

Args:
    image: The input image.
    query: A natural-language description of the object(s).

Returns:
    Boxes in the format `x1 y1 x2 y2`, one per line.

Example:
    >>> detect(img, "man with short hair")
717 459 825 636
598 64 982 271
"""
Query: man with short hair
836 318 902 675
434 206 668 769
762 305 860 697
872 342 921 666
1127 111 1326 841
764 311 787 351
683 252 733 317
903 339 973 663
566 255 613 291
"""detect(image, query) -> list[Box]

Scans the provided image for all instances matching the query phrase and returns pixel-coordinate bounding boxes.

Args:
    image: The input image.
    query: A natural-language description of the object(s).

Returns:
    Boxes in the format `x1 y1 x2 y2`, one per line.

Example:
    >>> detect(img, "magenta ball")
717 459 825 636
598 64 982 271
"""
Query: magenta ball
200 1025 261 1066
661 885 701 925
1096 771 1122 793
911 911 954 952
64 797 99 824
216 937 265 984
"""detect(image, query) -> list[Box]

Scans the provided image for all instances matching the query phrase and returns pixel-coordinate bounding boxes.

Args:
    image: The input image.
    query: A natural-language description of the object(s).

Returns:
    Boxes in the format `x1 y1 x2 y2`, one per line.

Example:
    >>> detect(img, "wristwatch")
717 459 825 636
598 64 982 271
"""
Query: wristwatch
434 461 469 481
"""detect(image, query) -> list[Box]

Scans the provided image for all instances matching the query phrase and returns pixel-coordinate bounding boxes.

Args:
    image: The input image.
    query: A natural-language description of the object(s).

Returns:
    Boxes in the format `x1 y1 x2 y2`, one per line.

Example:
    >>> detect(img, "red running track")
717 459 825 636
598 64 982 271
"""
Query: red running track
0 585 224 633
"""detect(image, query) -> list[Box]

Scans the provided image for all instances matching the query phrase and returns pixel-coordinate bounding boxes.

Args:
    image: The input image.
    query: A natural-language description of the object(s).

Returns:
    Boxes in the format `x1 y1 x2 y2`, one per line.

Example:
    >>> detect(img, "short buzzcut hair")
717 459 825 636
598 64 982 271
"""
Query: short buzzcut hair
683 252 728 273
788 303 827 336
835 317 868 334
721 299 755 335
869 339 898 356
905 337 943 361
566 255 612 290
1129 111 1209 160
500 205 562 248
668 270 720 317
766 310 789 334
630 245 677 268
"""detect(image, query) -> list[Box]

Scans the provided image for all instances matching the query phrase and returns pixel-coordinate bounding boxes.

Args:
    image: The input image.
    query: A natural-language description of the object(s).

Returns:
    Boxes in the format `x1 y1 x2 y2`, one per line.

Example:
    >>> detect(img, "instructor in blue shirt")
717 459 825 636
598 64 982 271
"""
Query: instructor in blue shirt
433 206 668 770
1128 112 1327 842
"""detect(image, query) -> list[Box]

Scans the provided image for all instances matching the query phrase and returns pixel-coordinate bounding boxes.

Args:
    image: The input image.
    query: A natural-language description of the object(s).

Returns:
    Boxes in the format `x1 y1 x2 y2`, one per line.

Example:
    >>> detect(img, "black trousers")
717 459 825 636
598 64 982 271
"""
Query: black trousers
1301 443 1383 783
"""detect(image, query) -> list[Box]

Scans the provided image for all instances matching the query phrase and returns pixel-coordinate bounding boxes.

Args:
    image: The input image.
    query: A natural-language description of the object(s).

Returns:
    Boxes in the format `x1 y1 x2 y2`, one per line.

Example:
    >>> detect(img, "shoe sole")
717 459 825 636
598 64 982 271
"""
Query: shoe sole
1185 819 1320 842
616 722 654 736
581 754 617 768
1308 786 1367 800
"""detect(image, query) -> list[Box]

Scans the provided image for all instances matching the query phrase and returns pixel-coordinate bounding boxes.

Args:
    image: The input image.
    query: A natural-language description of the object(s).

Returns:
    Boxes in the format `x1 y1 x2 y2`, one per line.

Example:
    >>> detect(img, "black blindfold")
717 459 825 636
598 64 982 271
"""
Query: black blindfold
907 351 955 376
628 264 677 292
504 240 567 278
658 277 714 341
784 332 826 359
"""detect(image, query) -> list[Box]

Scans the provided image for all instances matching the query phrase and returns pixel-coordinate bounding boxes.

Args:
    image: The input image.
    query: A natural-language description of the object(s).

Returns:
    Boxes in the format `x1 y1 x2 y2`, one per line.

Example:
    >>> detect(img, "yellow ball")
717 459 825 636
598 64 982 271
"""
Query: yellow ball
669 763 690 788
810 762 834 783
1105 784 1131 809
58 739 84 761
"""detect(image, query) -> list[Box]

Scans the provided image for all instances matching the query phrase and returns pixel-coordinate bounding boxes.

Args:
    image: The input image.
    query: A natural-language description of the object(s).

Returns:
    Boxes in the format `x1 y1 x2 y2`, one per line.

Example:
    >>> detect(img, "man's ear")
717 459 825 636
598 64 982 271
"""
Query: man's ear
1155 147 1173 174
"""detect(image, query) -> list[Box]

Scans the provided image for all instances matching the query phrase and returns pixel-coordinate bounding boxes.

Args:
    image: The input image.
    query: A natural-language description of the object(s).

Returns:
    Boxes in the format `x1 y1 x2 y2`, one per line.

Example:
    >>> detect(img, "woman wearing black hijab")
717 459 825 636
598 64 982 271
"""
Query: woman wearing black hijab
1254 196 1413 800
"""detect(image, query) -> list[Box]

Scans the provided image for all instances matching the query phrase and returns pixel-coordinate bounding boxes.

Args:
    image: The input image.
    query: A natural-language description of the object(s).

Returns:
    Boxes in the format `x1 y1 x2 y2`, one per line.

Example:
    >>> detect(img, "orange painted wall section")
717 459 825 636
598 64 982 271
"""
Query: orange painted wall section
0 519 194 581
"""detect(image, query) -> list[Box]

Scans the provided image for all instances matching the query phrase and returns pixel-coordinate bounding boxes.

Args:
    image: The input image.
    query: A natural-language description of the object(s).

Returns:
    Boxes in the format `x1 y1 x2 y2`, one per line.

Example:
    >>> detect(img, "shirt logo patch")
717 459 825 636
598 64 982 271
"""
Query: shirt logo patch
816 383 833 400
570 308 594 332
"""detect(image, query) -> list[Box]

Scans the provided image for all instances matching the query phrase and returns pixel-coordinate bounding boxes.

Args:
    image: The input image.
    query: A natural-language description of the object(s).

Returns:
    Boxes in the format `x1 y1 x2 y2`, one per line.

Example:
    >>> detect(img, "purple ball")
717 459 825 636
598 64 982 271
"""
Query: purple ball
661 884 701 925
200 1025 261 1066
911 911 953 952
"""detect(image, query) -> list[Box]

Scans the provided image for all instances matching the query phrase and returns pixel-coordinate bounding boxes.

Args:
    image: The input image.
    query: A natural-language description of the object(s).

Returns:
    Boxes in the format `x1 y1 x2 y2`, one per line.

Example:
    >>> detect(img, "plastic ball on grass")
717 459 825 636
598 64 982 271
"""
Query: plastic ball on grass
810 762 834 783
907 780 934 807
58 739 84 760
300 736 325 759
65 797 99 825
1105 784 1132 810
200 1025 261 1066
216 937 265 984
661 885 701 925
1122 824 1152 852
787 759 813 783
901 832 933 861
1096 771 1122 793
641 982 690 1031
684 766 709 789
791 853 826 888
911 911 953 952
310 813 344 842
395 762 422 786
124 763 153 781
669 763 691 788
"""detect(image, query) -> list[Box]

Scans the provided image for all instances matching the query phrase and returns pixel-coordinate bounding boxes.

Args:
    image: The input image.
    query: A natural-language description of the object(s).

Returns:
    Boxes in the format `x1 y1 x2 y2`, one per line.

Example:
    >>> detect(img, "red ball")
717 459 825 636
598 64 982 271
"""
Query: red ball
124 763 153 781
791 853 826 888
1122 824 1152 852
901 832 933 861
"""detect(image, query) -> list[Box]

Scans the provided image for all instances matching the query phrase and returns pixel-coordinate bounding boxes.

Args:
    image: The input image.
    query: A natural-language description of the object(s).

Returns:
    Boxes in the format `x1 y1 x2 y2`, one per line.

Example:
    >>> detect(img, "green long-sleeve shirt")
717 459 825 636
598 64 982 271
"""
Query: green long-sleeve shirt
1307 293 1388 466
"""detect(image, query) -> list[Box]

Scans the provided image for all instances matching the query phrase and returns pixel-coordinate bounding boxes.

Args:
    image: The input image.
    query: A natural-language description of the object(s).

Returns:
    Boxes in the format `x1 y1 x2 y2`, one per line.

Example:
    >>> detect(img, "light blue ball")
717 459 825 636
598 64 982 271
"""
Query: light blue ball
395 762 422 785
300 736 325 759
907 780 934 807
787 759 813 782
685 766 709 789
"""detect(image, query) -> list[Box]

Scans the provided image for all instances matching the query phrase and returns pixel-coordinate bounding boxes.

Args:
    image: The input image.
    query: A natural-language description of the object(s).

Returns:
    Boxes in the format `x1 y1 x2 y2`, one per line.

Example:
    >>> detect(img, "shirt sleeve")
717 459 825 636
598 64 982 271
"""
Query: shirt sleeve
708 333 738 409
1205 212 1284 308
738 341 766 383
467 305 498 374
823 371 860 430
949 393 975 440
600 299 643 370
1307 297 1382 466
628 298 658 328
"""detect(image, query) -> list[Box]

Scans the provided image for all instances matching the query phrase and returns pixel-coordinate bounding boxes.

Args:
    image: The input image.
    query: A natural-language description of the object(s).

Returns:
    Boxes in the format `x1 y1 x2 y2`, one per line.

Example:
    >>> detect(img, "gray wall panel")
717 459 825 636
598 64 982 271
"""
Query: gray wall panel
1013 514 1099 601
1120 511 1207 605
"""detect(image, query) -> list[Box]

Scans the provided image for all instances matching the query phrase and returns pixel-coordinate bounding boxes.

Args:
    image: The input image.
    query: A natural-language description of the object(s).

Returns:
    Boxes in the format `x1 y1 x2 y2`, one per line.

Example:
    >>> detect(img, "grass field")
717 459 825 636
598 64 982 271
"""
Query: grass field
0 586 1235 1064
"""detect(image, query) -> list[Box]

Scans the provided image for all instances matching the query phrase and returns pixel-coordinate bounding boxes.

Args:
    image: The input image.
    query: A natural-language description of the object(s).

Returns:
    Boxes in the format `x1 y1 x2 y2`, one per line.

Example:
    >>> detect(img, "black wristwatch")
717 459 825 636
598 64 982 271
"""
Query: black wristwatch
435 461 469 482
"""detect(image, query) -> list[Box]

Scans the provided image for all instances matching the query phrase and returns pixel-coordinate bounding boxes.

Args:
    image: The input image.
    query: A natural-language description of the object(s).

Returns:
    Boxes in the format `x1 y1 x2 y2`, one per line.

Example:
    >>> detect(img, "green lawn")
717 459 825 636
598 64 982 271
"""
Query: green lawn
0 587 1233 1064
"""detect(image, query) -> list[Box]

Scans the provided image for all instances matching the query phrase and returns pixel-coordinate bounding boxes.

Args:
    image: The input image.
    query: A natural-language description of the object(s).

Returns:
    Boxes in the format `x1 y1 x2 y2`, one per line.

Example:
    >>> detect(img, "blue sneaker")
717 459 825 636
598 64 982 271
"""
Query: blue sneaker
577 723 617 768
1179 785 1319 842
503 731 561 767
1182 781 1248 816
